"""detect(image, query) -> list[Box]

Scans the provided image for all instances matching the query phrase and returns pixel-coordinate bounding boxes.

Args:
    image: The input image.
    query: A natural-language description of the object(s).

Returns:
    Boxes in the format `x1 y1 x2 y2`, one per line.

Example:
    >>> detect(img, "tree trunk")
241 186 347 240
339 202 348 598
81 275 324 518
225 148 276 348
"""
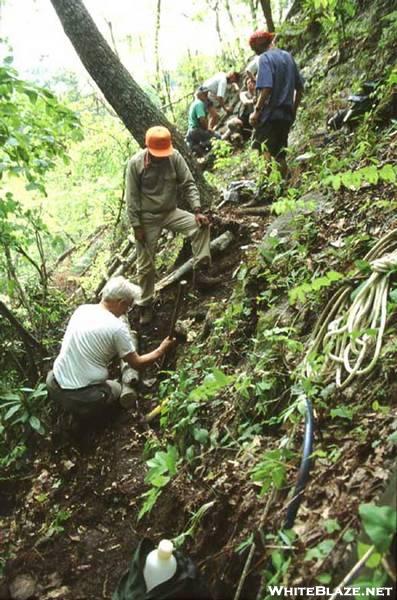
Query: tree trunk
259 0 275 31
49 0 212 205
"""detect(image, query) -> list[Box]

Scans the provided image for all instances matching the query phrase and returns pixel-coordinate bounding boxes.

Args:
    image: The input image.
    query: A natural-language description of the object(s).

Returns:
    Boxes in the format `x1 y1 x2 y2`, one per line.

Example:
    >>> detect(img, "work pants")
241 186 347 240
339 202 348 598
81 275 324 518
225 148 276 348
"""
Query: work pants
46 370 121 417
136 208 211 306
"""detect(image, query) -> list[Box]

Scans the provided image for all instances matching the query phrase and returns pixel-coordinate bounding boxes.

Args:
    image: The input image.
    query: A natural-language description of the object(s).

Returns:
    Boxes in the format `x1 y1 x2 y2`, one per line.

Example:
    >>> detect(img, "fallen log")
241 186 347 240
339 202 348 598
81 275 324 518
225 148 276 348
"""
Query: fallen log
52 245 77 269
236 206 270 216
155 230 235 292
95 248 137 299
106 234 135 276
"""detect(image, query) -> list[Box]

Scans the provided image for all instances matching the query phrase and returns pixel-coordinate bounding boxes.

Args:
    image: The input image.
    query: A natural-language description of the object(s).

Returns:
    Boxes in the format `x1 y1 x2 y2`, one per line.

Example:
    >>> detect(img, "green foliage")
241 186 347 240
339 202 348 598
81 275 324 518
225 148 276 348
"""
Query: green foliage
289 270 343 304
0 383 48 467
139 445 179 520
251 448 296 495
173 501 214 547
0 56 82 352
304 538 335 561
41 506 72 538
188 368 234 402
330 405 355 420
323 518 341 534
379 11 397 50
323 163 397 191
304 0 357 44
271 188 316 216
359 503 397 553
158 360 234 457
0 60 81 191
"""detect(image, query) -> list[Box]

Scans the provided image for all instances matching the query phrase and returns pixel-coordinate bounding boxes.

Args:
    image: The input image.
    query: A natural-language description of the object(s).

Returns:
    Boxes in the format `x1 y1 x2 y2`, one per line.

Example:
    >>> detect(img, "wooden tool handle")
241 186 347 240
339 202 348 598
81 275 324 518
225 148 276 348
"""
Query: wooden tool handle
168 279 187 338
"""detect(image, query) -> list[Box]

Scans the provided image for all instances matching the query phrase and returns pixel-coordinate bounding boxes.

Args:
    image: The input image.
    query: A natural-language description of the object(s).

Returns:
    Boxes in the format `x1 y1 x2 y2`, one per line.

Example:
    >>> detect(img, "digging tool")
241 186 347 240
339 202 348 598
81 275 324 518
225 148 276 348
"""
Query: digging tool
143 280 187 424
159 279 187 369
168 279 187 337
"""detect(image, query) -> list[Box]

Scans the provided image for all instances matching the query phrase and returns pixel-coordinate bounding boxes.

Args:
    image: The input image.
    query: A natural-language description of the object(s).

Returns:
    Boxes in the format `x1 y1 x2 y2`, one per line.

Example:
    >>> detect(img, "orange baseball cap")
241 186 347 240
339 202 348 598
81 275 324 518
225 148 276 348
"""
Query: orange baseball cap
145 126 174 157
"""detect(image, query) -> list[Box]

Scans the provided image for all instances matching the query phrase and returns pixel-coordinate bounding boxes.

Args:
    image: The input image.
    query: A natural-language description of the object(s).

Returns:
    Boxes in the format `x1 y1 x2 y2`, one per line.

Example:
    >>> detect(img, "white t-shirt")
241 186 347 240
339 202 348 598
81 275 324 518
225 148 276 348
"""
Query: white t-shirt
246 56 259 77
54 304 136 389
203 72 227 99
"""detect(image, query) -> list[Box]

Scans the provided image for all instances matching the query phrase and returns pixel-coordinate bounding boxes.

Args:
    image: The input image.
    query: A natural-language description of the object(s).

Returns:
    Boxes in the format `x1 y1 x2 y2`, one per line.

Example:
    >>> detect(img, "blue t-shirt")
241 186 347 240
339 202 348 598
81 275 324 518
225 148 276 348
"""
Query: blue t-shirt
256 48 304 124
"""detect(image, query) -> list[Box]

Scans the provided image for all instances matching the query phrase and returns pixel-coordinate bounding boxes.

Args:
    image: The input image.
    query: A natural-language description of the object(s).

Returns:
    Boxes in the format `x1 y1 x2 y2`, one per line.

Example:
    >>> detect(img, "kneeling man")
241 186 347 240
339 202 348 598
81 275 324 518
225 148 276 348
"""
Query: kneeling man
46 276 174 416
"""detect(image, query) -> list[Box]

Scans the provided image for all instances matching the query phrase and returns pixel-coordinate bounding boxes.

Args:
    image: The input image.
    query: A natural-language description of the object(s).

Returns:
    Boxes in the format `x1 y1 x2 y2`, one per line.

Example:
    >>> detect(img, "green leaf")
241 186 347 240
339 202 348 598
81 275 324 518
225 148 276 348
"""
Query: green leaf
327 270 343 282
379 163 396 183
236 533 254 554
4 404 20 420
342 528 355 543
147 473 170 488
316 573 332 584
357 541 372 559
330 406 354 420
324 518 341 534
138 488 162 520
0 392 21 402
271 550 284 571
387 431 397 444
389 289 397 303
193 428 209 444
29 415 45 434
304 539 335 562
359 503 397 552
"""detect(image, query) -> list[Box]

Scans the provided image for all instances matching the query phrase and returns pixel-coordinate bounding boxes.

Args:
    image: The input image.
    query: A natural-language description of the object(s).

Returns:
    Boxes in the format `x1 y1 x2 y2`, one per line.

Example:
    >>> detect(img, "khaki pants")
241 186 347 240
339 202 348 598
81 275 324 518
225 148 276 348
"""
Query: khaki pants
136 208 211 306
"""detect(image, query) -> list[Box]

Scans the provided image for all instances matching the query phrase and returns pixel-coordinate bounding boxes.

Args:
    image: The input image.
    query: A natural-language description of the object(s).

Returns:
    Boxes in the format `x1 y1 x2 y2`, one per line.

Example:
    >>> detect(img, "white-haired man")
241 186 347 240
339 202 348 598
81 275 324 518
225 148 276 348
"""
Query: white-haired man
46 276 175 416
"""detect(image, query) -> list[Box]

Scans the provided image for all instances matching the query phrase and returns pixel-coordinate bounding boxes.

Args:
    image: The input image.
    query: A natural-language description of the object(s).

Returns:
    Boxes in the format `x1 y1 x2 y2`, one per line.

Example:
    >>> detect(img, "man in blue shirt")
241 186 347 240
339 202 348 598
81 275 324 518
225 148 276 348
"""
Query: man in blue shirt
248 31 304 179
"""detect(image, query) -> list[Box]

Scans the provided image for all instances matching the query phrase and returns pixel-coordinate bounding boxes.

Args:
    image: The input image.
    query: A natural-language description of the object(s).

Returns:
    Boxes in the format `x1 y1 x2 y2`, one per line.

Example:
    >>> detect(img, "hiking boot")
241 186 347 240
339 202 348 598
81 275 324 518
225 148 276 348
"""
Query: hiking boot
119 386 138 409
139 304 153 326
194 269 222 290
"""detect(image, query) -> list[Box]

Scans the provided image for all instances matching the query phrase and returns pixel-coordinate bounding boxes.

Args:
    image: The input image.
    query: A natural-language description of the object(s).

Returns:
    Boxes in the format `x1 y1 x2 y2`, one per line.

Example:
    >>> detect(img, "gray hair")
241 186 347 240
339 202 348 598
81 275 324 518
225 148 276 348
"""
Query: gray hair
101 276 141 304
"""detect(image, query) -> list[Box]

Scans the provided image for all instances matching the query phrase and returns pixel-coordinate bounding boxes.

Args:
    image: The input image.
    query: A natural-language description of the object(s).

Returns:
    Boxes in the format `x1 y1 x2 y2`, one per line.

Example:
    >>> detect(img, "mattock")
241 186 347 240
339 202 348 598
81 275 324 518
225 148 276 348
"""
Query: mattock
144 279 187 423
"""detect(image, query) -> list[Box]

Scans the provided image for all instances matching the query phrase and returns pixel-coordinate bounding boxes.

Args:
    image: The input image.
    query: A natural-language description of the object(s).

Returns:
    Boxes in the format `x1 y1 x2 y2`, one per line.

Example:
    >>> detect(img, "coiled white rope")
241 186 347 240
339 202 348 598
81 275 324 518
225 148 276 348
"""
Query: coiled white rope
303 229 397 389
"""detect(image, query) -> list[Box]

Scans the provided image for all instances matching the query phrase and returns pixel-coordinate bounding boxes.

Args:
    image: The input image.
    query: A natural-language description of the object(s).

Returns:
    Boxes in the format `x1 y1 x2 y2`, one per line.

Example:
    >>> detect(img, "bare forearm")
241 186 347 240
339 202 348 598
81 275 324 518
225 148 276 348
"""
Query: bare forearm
125 348 163 370
255 87 271 112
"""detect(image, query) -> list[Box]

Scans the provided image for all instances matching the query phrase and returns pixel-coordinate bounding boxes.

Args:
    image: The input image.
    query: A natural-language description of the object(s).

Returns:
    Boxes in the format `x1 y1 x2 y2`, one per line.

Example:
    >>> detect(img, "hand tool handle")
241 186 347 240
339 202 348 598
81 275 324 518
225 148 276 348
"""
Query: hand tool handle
168 280 187 338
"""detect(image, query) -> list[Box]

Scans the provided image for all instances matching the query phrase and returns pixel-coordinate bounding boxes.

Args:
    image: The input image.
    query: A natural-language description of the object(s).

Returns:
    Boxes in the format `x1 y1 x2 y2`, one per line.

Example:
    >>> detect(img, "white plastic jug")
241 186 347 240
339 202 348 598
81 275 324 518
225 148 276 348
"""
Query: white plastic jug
143 539 177 592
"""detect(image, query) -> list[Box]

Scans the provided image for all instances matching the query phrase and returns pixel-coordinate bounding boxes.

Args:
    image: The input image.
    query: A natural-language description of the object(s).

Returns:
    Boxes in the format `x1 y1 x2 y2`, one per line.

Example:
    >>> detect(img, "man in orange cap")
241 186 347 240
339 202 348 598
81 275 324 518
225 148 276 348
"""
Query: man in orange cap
248 30 304 179
125 126 219 325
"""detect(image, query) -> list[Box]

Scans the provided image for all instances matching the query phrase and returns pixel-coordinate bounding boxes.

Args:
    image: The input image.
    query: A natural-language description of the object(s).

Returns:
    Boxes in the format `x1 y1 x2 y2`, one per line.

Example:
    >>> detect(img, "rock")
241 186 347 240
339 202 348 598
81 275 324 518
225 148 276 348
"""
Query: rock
9 575 36 600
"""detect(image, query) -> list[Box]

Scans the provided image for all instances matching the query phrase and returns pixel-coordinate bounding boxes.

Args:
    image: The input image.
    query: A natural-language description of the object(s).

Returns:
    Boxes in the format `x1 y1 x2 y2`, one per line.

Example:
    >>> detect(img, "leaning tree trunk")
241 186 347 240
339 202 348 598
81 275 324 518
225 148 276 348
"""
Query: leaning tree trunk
48 0 212 205
259 0 275 32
